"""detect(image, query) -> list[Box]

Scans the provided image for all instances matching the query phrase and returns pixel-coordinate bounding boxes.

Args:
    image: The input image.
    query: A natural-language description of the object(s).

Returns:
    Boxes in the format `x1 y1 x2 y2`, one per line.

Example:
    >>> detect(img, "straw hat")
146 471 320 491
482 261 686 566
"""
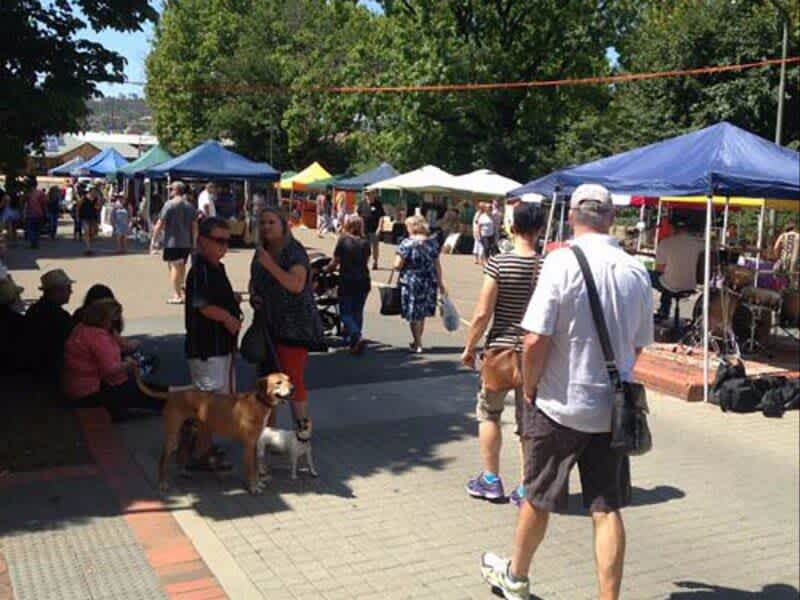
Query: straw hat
39 268 76 291
0 278 23 306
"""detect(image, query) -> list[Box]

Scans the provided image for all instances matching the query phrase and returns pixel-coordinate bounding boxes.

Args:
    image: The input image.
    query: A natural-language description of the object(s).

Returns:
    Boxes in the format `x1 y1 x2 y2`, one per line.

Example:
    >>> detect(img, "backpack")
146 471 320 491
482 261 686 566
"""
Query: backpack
711 359 746 404
717 378 761 413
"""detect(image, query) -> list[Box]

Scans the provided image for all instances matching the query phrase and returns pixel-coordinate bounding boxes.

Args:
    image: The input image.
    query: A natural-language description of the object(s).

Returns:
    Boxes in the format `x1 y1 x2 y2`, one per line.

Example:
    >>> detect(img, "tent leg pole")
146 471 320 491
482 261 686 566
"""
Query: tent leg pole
542 191 558 255
557 201 566 242
755 202 765 288
637 204 646 251
703 193 713 403
654 198 663 255
721 196 730 247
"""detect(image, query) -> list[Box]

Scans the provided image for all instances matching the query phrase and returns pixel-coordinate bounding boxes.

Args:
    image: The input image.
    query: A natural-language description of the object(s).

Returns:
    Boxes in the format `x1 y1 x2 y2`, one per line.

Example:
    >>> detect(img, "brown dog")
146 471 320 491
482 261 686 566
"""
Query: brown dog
136 373 293 494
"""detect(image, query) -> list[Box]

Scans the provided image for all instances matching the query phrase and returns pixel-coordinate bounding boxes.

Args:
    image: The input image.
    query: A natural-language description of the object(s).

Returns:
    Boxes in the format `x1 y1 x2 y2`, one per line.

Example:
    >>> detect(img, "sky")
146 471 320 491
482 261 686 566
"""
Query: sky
85 1 616 98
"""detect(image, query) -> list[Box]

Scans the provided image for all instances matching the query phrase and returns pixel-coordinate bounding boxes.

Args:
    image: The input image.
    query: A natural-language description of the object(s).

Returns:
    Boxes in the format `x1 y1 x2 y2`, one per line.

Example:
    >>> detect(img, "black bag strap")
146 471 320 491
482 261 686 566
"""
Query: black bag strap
571 246 623 392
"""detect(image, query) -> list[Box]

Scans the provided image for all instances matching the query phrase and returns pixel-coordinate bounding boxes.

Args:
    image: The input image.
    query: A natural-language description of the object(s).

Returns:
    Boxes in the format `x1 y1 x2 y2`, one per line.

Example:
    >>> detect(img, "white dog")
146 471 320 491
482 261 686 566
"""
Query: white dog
257 424 318 480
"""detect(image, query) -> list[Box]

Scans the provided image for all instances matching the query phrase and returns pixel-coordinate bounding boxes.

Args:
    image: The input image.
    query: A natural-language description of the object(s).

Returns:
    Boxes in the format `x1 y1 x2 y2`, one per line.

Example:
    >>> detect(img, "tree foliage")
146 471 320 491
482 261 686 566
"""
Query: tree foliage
145 0 798 179
0 0 157 176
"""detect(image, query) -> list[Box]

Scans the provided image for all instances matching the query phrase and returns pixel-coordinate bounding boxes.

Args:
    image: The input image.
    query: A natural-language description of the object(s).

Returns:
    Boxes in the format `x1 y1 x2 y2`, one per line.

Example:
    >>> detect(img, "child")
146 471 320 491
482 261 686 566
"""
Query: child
111 195 130 254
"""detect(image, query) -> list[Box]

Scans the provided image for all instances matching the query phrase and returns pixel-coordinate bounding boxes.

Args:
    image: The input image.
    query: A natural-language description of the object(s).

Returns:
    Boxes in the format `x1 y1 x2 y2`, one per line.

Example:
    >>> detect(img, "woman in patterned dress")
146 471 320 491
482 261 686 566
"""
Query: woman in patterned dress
393 215 447 353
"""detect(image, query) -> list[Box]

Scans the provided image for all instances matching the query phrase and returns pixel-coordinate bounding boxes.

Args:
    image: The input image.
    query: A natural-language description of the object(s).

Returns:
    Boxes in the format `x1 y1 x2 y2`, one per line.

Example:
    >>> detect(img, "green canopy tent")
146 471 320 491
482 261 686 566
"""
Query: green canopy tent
117 145 173 178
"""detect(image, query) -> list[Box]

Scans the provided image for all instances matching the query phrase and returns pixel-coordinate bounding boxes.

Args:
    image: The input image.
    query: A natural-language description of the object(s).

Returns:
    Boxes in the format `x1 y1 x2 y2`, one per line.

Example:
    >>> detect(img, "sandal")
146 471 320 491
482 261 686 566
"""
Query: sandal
166 297 185 305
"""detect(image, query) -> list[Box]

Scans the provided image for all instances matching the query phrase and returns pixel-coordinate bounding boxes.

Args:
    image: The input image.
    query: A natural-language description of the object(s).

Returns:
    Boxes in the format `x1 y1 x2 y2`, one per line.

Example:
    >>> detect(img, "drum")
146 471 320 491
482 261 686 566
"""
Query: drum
691 289 740 337
725 265 754 290
781 288 800 326
741 286 783 312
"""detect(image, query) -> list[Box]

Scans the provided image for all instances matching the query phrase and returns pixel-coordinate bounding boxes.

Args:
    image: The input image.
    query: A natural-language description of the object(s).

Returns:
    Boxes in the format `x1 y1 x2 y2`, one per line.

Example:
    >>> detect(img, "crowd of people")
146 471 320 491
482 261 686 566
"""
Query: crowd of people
10 169 794 599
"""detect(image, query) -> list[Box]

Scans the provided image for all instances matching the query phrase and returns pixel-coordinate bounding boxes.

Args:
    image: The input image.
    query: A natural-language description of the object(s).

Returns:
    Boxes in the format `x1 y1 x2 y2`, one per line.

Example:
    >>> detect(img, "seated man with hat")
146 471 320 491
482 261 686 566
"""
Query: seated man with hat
24 269 75 383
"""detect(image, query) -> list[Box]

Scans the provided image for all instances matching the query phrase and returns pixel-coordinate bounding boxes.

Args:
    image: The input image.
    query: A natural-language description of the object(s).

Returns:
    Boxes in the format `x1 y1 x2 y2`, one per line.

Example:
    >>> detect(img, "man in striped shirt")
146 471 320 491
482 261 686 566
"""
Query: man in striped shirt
462 203 545 507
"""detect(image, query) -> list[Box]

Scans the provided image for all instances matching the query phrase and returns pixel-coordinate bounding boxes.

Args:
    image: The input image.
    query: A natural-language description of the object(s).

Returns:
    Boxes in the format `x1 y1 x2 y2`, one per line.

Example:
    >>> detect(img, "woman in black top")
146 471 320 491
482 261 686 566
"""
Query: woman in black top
327 215 371 354
249 207 320 438
78 187 101 255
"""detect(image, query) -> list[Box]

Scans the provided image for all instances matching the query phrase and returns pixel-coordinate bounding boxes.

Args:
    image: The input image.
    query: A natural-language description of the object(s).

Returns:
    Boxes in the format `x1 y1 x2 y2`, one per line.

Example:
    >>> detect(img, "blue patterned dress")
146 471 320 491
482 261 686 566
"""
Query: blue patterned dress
397 237 440 321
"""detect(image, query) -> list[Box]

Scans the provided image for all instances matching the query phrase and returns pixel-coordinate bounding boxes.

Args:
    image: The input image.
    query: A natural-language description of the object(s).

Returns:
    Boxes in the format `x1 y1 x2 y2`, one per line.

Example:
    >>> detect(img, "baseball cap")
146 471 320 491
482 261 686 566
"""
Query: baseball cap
570 184 613 213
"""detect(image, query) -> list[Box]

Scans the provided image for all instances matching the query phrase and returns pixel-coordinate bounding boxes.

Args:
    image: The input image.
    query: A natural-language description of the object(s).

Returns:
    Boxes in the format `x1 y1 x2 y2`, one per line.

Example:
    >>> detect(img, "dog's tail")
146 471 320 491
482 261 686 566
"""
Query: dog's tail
134 368 170 401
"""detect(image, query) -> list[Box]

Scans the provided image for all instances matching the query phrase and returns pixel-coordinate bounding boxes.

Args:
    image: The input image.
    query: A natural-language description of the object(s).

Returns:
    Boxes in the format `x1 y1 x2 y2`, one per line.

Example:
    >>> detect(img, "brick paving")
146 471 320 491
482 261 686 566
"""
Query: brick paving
3 227 799 599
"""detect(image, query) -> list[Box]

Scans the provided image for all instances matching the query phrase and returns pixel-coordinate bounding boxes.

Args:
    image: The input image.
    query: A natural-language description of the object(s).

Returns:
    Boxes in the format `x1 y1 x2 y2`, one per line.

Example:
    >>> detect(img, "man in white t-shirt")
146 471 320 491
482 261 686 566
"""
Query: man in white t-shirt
198 182 217 218
654 220 704 320
480 184 653 600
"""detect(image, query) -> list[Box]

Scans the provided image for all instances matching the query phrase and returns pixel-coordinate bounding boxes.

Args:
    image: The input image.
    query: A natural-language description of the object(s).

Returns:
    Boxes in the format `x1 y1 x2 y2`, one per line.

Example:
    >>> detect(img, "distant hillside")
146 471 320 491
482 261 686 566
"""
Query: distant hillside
85 96 152 133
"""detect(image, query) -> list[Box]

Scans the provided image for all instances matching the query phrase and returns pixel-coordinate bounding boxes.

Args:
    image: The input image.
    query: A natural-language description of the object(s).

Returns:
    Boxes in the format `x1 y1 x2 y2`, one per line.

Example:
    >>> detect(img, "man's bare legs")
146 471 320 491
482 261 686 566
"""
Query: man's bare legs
508 503 625 600
592 510 625 600
510 501 549 580
169 260 186 301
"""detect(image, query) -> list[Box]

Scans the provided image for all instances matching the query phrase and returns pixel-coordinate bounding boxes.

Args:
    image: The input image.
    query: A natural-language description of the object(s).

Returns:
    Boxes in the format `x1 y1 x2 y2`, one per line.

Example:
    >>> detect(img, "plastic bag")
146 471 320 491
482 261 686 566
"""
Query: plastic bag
439 295 460 332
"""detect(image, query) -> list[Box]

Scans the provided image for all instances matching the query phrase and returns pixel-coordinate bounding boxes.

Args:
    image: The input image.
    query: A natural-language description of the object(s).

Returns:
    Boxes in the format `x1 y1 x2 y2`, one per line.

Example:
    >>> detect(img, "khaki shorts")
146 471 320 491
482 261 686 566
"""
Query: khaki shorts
475 385 526 435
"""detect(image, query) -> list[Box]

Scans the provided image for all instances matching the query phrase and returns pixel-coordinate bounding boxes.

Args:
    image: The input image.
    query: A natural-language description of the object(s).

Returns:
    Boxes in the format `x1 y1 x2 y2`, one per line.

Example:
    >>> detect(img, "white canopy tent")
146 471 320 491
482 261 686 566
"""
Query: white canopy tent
449 169 520 197
366 165 461 194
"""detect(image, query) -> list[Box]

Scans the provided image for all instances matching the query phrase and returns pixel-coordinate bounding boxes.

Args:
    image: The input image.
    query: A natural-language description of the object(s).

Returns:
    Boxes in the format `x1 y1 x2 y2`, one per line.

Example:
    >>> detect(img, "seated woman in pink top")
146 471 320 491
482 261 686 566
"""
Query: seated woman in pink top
63 298 163 421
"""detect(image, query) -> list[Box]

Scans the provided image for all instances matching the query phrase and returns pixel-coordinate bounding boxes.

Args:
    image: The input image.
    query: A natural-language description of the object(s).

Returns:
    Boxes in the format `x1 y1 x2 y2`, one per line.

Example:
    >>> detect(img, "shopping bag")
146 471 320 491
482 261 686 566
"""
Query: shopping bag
439 295 460 332
378 270 402 316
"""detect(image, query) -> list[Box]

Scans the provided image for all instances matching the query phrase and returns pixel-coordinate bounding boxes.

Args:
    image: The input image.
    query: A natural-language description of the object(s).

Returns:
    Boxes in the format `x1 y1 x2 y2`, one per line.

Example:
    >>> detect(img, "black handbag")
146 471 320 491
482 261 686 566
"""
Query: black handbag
240 310 280 371
572 246 652 456
378 270 402 316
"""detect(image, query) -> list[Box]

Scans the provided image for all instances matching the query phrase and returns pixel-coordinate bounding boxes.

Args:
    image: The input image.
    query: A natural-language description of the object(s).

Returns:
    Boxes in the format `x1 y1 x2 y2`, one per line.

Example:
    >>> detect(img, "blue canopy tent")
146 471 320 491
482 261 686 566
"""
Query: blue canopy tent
70 148 129 177
511 122 800 403
510 122 799 200
335 162 399 191
144 140 279 181
48 156 84 176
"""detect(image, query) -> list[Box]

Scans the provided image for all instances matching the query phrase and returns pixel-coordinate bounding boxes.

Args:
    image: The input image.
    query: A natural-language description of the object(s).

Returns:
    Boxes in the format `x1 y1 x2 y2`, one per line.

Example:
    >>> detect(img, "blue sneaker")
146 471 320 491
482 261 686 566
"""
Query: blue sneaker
466 472 505 501
509 485 525 508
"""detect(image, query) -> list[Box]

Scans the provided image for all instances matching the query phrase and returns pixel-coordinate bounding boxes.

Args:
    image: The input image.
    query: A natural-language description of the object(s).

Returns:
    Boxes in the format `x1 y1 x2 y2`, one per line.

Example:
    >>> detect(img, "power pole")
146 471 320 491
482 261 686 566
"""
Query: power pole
767 0 791 238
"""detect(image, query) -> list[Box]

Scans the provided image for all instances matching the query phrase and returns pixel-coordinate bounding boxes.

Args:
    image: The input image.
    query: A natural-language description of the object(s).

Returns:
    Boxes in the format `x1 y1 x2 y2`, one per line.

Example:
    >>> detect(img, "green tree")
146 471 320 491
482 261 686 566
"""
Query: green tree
145 0 252 154
611 0 799 151
0 0 156 176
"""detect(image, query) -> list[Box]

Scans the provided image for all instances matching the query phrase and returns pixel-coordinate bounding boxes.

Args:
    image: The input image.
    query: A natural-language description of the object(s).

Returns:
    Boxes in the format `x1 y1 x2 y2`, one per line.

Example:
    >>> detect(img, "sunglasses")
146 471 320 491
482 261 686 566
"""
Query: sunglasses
203 234 230 246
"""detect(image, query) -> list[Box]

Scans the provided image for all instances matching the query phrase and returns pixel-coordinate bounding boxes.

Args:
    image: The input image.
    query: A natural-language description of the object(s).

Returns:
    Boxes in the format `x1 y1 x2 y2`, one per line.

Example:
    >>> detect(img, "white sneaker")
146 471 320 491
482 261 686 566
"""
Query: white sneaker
480 552 529 600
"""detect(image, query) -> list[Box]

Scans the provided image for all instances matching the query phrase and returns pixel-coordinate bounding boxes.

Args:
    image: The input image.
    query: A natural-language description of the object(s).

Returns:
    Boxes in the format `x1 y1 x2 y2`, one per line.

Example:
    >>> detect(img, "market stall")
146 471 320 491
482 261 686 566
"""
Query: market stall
70 148 129 178
511 122 800 402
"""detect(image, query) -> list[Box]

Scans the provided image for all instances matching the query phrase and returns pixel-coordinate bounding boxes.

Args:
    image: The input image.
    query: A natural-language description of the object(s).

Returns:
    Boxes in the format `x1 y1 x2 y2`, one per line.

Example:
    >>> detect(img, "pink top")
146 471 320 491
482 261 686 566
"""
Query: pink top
62 323 127 399
26 189 47 219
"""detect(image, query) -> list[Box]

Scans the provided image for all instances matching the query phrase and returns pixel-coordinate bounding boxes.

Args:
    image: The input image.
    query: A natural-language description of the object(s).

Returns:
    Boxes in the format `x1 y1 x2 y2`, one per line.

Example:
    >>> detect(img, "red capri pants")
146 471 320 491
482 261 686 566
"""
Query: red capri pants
276 345 308 403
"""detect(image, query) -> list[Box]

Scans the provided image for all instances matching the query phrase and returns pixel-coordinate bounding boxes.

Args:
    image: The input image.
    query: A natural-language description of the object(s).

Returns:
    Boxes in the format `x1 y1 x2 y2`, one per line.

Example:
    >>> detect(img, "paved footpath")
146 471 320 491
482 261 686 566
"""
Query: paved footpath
2 227 799 599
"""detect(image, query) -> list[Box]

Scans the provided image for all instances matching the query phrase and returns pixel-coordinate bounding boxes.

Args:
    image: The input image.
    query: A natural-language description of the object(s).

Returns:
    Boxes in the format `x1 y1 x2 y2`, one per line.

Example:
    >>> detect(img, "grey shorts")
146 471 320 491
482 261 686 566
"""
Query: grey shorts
523 408 631 514
475 385 526 435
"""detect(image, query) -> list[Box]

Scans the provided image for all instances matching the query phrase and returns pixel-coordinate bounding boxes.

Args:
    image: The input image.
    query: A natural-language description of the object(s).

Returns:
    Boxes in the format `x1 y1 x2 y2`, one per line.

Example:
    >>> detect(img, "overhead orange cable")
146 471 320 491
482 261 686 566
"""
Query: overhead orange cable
125 56 800 93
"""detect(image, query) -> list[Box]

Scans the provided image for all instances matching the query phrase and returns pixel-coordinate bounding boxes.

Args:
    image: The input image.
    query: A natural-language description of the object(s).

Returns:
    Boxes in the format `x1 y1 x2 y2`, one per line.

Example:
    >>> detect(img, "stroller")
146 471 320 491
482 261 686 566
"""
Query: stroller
309 253 341 337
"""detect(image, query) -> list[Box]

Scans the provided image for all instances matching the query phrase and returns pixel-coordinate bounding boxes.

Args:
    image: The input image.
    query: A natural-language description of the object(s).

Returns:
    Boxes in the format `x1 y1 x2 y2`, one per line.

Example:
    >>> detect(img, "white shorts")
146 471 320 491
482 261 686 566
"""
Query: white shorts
188 354 235 394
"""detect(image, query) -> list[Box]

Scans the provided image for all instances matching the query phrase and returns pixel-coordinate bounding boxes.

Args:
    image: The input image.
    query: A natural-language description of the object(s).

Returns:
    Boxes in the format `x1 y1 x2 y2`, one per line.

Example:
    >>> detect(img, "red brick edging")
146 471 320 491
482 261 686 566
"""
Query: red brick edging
77 408 229 600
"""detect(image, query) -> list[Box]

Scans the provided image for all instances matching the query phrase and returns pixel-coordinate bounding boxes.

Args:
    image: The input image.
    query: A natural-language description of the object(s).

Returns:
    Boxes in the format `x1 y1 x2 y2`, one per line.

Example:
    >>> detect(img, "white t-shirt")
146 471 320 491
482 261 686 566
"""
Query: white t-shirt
477 213 495 238
655 232 704 292
521 233 654 433
198 189 217 217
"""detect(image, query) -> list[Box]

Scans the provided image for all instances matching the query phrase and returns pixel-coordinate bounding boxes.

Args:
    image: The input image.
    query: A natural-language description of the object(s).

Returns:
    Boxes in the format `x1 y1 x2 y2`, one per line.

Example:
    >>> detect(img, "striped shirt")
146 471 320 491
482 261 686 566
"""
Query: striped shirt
484 252 542 348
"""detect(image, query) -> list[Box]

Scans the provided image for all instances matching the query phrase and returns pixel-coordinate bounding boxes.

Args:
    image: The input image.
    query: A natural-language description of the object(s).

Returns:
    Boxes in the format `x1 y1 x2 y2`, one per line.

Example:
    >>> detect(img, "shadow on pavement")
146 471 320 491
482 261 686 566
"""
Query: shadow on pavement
132 333 465 392
564 484 686 515
668 581 799 598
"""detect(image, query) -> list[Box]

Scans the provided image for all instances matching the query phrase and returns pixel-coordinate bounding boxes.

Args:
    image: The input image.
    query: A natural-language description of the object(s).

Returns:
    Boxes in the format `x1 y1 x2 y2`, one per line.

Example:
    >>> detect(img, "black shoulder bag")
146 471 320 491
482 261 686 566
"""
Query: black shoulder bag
572 246 652 456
